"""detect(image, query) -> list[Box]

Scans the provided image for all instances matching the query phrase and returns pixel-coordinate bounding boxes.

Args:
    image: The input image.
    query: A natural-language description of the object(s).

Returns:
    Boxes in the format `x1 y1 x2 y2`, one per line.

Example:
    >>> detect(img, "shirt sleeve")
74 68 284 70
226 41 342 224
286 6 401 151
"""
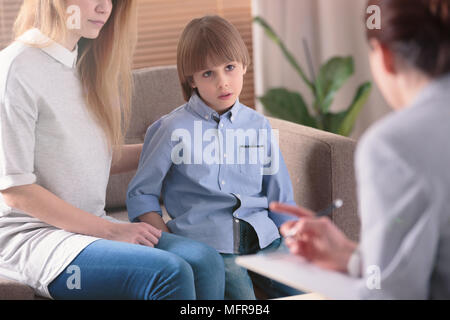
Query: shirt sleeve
353 132 438 299
0 72 38 191
126 118 174 222
261 119 298 228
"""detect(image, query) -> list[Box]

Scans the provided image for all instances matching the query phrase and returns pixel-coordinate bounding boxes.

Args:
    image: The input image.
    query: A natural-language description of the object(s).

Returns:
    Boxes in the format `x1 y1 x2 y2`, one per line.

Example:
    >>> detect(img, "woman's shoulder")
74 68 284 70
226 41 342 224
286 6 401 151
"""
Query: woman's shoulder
0 42 46 96
0 41 46 71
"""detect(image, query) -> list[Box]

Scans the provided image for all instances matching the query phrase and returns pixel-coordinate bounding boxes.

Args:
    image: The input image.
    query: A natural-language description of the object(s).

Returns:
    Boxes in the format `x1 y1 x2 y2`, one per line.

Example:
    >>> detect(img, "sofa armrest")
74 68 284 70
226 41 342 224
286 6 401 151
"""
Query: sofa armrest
268 117 360 242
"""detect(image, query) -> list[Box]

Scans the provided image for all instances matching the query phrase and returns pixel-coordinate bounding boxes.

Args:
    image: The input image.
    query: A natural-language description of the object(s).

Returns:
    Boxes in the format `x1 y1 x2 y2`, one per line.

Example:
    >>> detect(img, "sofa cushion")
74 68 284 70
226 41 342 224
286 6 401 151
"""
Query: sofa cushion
0 278 35 300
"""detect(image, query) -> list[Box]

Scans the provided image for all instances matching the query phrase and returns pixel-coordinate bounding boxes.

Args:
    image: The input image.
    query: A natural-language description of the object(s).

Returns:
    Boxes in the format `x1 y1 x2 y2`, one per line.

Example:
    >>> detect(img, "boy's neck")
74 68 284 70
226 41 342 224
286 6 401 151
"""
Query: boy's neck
198 95 236 116
217 105 234 115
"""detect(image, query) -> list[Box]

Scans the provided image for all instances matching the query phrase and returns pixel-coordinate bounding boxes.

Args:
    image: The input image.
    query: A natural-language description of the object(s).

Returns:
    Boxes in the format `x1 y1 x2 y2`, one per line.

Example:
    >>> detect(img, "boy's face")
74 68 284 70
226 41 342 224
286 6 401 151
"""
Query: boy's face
191 60 247 114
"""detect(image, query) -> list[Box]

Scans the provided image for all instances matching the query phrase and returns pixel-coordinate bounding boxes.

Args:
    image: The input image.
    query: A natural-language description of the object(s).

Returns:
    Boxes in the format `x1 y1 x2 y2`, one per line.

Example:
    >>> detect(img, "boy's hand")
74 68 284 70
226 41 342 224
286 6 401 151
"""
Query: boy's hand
139 212 170 233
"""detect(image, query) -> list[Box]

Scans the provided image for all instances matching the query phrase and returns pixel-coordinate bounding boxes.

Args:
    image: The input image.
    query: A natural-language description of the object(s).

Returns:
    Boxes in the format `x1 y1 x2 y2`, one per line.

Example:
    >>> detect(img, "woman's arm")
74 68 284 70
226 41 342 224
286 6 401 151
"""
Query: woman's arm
1 184 162 246
110 144 143 175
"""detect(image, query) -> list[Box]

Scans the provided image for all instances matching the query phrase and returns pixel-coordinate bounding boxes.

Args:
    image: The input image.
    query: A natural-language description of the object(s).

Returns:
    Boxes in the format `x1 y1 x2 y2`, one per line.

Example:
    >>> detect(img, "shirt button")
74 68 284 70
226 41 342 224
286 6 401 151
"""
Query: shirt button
220 123 224 128
205 115 209 120
230 116 235 121
221 180 226 185
234 218 239 223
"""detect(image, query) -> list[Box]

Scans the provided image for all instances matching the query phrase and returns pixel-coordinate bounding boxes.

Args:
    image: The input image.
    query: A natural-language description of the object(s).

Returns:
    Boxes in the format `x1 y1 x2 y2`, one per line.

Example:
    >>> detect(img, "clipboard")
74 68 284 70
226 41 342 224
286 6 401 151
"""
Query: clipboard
235 252 362 299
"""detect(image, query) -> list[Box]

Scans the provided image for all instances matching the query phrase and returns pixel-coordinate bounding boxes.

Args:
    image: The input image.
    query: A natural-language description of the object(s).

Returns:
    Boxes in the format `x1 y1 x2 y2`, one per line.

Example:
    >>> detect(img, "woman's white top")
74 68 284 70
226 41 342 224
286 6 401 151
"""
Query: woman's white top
0 28 114 298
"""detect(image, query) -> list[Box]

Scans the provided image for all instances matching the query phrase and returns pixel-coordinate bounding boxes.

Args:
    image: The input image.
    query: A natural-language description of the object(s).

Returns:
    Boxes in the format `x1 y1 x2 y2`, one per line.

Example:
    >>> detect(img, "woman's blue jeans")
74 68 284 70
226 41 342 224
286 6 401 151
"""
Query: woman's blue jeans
48 232 225 300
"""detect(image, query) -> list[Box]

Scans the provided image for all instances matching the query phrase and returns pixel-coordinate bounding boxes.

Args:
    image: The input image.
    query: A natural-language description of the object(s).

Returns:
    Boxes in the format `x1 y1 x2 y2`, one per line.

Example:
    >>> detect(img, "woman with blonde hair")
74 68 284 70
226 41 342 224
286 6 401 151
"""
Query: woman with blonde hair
0 0 224 299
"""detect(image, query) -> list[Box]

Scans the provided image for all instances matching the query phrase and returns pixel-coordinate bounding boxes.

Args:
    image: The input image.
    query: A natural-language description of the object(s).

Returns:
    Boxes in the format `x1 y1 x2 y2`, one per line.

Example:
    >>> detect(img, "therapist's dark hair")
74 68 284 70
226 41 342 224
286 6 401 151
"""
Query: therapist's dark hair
366 0 450 77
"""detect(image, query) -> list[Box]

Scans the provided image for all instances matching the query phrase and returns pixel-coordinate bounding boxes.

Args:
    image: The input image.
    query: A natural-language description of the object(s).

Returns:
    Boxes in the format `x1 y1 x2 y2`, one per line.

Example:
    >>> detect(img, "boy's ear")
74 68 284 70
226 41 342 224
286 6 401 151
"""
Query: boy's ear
243 65 247 75
190 78 197 88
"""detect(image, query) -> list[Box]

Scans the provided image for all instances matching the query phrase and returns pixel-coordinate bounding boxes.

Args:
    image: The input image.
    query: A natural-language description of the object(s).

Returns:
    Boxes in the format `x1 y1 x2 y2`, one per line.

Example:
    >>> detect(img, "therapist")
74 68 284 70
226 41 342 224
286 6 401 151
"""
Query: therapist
271 0 450 299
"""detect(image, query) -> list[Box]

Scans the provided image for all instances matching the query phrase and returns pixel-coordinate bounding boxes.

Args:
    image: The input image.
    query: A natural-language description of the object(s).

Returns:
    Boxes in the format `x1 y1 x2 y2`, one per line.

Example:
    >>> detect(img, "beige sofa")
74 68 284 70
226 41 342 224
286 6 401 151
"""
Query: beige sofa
0 65 360 299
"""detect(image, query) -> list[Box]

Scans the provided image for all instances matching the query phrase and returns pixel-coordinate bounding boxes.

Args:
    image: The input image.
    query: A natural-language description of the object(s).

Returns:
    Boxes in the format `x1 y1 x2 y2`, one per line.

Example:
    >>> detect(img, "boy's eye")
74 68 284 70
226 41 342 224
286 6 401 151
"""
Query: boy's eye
226 64 235 71
202 71 212 78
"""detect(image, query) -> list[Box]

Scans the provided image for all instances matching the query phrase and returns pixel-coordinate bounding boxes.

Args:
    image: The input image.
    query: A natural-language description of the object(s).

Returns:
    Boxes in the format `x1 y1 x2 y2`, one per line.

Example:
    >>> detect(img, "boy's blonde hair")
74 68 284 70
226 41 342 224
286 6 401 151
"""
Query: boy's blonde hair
14 0 137 158
177 15 251 101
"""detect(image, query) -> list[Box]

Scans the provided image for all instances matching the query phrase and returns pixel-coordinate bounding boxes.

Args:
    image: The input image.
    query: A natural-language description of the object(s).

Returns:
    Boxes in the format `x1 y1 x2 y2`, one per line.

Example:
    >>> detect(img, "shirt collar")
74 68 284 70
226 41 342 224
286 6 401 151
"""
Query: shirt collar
188 93 241 123
17 28 78 69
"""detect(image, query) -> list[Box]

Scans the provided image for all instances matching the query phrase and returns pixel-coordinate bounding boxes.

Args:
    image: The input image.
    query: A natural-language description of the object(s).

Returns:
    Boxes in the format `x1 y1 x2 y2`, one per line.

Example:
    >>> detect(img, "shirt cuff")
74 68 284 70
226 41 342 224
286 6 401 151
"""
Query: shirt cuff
0 173 36 191
126 194 162 222
347 247 362 278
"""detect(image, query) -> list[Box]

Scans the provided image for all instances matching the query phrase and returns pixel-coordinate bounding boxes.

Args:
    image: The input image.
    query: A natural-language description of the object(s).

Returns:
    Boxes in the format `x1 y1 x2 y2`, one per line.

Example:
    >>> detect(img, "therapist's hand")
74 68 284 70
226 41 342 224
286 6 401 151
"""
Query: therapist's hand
271 202 357 273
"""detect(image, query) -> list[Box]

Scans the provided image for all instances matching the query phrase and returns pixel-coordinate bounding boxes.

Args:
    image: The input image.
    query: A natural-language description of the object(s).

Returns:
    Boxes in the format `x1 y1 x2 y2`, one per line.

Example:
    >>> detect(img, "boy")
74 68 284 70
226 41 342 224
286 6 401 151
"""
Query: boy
127 15 301 299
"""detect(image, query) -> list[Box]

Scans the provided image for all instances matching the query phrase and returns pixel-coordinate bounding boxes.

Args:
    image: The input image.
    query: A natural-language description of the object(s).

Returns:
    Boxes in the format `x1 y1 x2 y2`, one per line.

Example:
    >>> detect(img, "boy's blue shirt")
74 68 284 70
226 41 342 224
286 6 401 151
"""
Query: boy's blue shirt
126 93 297 253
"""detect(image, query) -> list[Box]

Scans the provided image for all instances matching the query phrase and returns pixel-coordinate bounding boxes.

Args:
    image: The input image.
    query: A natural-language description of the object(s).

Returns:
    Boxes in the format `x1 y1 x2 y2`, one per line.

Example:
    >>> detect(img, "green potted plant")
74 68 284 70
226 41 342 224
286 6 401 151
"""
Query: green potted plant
254 16 372 137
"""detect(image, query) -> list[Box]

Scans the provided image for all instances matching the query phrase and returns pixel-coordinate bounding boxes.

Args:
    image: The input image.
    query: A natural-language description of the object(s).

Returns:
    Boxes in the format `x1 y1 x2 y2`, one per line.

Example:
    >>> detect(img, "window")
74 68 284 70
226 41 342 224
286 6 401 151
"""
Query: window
0 0 21 49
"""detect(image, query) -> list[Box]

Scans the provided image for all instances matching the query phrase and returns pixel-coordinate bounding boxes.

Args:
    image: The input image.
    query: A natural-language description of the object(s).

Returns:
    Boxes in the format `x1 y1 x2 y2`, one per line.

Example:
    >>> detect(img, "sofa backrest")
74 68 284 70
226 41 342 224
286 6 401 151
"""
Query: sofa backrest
105 66 360 241
105 66 185 209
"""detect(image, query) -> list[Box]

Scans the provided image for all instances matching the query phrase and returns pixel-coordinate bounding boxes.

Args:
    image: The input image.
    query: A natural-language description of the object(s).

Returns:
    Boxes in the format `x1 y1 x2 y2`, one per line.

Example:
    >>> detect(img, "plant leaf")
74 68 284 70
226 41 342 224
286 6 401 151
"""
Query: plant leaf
336 82 372 136
323 111 347 134
253 16 314 92
259 88 317 128
315 57 354 114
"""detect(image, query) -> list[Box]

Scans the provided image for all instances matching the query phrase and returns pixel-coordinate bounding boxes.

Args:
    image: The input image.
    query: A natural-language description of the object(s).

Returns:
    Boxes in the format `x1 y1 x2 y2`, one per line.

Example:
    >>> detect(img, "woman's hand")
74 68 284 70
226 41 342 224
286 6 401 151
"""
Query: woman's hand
106 221 162 247
271 202 357 273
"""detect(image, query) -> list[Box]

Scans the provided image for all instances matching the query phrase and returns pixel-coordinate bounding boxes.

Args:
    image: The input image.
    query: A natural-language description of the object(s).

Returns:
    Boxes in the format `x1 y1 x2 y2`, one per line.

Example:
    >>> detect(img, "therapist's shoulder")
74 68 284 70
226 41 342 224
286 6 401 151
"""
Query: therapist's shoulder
355 110 412 169
355 102 443 174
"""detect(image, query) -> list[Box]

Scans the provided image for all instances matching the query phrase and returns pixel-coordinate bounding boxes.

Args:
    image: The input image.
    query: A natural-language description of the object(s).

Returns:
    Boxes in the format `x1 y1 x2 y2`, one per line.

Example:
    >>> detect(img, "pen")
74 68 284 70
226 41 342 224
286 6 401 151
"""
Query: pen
284 199 343 238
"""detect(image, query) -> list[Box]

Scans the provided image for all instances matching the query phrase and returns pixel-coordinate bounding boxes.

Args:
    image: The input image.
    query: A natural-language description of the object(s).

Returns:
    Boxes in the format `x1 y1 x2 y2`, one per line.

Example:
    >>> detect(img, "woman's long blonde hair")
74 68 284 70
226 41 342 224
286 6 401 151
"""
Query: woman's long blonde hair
13 0 137 155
